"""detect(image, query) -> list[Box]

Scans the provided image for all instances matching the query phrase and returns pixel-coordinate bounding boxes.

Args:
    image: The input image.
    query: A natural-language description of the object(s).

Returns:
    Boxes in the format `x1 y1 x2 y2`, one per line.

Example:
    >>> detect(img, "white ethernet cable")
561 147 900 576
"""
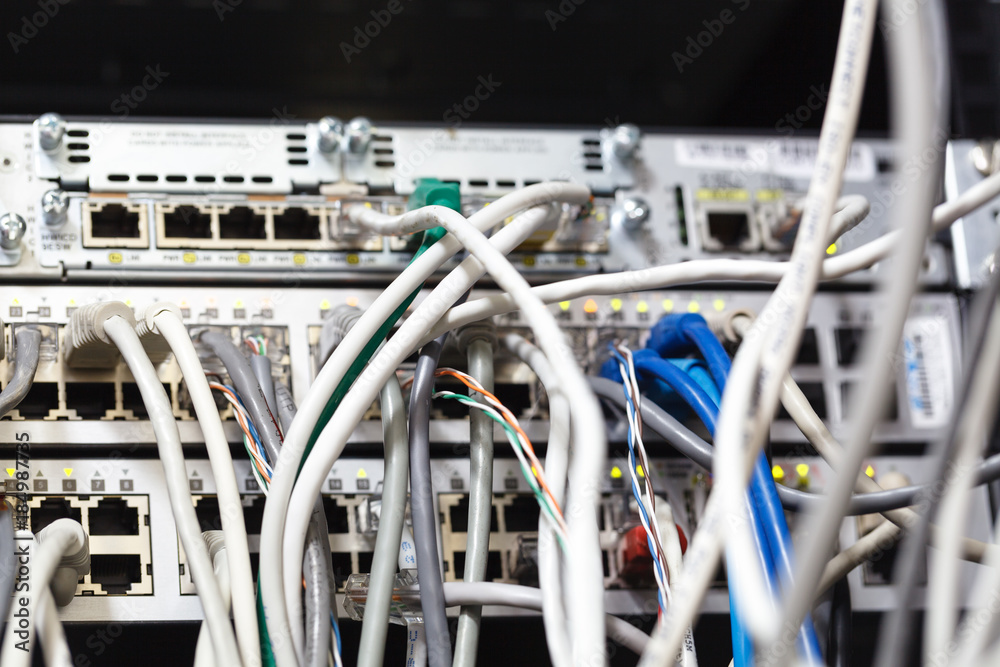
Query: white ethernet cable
36 588 71 667
276 204 556 662
353 202 609 665
275 204 569 660
194 532 232 667
778 0 941 660
138 304 260 667
1 520 86 667
640 0 879 661
89 308 241 666
439 582 650 657
924 307 1000 661
256 182 590 667
502 333 573 667
426 167 1000 345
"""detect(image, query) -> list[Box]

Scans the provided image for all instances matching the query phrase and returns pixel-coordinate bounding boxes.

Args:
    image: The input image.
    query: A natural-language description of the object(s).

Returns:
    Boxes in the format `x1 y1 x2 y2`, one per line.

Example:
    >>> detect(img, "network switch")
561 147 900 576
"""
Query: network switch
0 118 957 285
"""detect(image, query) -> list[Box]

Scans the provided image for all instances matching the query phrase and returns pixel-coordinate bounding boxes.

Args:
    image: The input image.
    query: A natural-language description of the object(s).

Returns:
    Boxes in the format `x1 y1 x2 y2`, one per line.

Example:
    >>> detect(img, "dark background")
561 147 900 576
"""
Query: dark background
0 0 995 136
0 0 883 129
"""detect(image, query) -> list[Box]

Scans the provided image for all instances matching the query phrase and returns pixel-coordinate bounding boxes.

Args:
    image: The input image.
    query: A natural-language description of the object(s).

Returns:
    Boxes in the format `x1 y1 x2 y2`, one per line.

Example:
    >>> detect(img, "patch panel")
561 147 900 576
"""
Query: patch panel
1 286 960 447
0 321 290 423
179 493 375 596
1 454 984 623
25 494 152 596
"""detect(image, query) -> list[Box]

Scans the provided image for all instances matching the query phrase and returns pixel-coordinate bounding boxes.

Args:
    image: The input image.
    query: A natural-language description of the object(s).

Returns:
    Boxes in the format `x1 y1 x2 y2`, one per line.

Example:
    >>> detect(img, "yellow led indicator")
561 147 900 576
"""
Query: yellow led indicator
687 301 700 313
575 256 587 267
713 299 725 312
124 299 132 307
826 243 837 255
237 253 251 265
363 202 373 209
234 300 244 309
636 465 645 478
63 468 73 477
346 254 360 265
357 468 367 479
595 210 607 222
636 300 649 314
183 252 197 264
795 464 810 478
523 255 536 267
293 253 307 266
771 465 785 481
68 299 76 306
865 465 875 478
5 468 13 477
108 252 123 264
583 299 599 314
346 296 359 308
319 299 331 311
610 298 623 312
662 299 674 312
10 298 19 306
559 301 571 312
610 466 623 479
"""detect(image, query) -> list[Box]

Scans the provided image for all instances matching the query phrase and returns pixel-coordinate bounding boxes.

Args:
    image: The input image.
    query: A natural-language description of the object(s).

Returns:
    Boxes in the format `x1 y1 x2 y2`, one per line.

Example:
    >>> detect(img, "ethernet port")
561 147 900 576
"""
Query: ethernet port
493 383 533 420
321 496 350 534
777 382 827 420
90 554 142 594
84 202 149 249
331 552 353 590
88 498 140 535
122 382 170 418
243 495 266 535
65 382 115 418
705 211 752 250
219 206 267 240
163 205 212 239
273 207 321 240
194 496 223 532
448 495 498 533
31 498 82 534
9 381 57 418
89 204 141 239
503 495 540 532
454 550 503 581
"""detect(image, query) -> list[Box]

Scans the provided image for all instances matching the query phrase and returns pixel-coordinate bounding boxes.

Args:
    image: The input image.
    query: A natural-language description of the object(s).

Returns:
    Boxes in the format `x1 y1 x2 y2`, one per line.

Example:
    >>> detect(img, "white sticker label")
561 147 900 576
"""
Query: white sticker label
674 138 876 182
902 316 953 429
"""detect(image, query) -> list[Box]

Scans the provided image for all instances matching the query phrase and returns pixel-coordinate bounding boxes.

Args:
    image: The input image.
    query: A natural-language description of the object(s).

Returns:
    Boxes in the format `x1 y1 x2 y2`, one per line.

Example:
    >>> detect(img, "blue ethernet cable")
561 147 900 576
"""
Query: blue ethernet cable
655 314 825 665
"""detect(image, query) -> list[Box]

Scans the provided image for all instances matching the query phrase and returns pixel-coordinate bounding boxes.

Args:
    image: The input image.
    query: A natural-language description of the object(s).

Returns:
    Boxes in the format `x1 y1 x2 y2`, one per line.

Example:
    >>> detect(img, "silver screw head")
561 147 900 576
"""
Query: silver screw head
613 197 650 231
42 190 69 226
37 112 67 152
0 213 27 250
608 123 642 159
317 116 345 153
344 117 373 154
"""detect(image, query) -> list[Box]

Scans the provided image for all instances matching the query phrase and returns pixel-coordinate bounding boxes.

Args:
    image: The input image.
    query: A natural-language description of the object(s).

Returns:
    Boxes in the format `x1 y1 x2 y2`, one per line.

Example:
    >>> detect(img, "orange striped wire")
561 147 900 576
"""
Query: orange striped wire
209 382 271 481
434 369 565 522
